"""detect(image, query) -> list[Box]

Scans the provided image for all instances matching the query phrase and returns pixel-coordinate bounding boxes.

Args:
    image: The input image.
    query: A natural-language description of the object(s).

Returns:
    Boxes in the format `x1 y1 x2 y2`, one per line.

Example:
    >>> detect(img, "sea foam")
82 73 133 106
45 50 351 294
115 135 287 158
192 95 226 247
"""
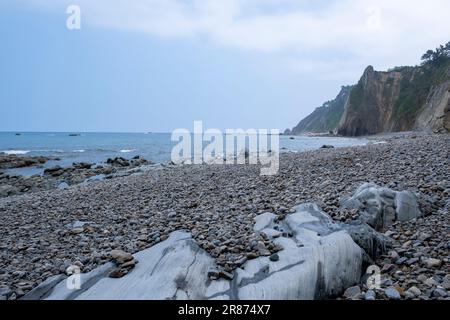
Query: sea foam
1 150 31 155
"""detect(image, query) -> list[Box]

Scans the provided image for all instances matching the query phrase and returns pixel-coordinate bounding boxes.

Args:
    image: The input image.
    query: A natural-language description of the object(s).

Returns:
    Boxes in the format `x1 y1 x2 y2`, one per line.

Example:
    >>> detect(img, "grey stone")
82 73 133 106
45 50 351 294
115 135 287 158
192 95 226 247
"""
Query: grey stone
253 212 276 232
432 288 448 298
441 275 450 290
405 286 421 298
340 183 423 231
344 286 361 299
424 258 442 268
0 286 12 299
395 257 408 265
406 258 419 265
364 289 376 300
269 254 279 262
57 182 69 190
110 250 134 264
384 287 401 300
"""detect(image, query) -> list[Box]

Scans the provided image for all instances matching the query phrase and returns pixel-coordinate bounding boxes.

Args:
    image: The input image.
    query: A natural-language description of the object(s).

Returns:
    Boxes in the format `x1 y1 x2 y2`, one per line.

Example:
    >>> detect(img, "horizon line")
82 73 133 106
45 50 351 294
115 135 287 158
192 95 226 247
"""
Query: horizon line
0 130 171 134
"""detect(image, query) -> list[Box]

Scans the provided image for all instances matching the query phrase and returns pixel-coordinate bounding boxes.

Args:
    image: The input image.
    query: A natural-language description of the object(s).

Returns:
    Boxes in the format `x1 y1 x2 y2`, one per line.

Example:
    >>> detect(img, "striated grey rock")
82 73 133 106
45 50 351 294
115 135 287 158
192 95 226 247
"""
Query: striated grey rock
340 183 423 230
26 203 365 300
395 191 422 221
253 212 276 232
414 80 450 133
339 222 391 261
21 275 67 300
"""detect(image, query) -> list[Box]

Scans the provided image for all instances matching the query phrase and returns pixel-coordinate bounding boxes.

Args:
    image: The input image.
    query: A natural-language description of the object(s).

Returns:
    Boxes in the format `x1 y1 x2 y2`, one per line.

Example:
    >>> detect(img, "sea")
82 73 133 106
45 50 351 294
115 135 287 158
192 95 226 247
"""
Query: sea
0 132 368 176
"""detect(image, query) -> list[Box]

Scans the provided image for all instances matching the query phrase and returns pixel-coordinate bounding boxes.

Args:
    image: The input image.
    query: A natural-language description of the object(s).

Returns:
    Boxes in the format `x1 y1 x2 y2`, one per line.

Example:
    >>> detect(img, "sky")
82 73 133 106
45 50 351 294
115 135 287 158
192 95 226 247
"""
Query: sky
0 0 449 133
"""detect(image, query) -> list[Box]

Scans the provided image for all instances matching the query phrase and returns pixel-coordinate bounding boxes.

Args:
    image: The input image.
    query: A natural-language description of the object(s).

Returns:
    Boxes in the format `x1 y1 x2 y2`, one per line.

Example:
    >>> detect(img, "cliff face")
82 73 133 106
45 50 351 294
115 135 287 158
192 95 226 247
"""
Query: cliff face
414 79 450 133
291 86 352 134
338 66 404 136
290 59 450 136
338 62 450 136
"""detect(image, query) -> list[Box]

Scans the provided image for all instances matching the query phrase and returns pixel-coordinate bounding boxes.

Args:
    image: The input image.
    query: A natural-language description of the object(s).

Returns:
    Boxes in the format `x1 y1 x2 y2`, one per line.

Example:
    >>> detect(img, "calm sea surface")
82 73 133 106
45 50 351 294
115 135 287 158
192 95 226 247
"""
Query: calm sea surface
0 132 368 175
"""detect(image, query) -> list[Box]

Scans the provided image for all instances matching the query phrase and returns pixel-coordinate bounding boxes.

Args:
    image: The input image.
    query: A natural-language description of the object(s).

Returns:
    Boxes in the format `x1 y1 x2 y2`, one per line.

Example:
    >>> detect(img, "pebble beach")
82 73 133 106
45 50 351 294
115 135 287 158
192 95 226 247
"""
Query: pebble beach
0 133 449 300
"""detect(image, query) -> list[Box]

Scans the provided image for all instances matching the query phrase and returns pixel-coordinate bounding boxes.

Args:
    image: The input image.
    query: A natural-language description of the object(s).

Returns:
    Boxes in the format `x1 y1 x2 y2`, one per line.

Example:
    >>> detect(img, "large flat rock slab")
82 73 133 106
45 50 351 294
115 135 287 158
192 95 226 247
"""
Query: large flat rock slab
25 204 365 300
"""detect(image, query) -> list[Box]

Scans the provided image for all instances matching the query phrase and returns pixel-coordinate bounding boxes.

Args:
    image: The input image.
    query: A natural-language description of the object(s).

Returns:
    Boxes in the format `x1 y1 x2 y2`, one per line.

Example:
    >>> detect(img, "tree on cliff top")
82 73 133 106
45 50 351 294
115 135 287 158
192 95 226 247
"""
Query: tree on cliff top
421 41 450 65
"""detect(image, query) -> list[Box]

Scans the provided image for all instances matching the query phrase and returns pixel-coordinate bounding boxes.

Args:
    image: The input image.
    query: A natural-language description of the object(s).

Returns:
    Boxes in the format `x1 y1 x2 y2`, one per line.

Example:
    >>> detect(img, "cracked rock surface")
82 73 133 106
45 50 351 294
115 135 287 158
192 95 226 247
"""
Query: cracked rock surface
25 203 364 300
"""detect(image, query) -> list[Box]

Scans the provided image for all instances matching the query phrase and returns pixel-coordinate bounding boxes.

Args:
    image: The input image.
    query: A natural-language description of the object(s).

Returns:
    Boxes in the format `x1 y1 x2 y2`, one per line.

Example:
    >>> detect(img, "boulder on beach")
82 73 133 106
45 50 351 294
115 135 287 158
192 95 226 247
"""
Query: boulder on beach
23 183 426 300
340 183 423 230
24 203 365 300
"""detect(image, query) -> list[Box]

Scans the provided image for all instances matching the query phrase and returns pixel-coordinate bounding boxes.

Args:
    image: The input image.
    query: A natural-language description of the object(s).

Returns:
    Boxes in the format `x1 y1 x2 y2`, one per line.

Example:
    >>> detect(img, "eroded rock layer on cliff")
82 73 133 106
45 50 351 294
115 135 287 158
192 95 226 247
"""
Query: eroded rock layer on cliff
338 62 450 136
290 59 450 136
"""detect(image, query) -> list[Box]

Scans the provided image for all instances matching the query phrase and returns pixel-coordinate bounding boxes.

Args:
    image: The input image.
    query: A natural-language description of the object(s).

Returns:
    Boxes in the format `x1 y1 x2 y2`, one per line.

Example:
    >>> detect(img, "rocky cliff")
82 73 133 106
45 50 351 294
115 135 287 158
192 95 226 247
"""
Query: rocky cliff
289 58 450 136
291 86 353 135
338 62 450 136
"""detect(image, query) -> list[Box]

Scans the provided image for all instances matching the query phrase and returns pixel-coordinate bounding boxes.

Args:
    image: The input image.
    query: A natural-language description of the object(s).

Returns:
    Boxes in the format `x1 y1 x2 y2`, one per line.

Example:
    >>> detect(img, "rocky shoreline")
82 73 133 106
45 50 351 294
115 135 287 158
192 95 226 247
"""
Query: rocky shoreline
0 155 155 198
0 133 448 300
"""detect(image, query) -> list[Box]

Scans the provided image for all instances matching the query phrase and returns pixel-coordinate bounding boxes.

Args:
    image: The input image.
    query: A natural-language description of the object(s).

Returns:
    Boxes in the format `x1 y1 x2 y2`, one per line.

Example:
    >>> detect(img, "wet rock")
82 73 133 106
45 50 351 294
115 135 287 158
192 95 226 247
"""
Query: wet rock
44 166 65 177
269 253 279 262
106 157 130 167
0 155 48 169
73 162 93 170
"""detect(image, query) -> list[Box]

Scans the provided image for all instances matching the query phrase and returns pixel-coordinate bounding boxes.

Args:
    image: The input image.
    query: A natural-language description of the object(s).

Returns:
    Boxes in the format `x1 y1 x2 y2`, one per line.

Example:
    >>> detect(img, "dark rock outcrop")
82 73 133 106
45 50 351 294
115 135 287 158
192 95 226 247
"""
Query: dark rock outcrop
0 155 48 170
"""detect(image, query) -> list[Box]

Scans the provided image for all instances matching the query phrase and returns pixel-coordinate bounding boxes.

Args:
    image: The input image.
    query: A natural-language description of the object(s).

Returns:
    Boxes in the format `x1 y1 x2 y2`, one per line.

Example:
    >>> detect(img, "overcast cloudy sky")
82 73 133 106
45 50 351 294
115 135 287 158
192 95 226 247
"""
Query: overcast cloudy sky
1 0 449 132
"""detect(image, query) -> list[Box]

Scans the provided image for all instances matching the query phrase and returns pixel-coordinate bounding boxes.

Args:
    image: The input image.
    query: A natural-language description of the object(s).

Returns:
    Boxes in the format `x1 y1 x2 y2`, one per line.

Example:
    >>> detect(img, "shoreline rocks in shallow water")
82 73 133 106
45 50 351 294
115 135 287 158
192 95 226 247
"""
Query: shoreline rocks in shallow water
106 156 152 168
0 155 156 198
0 155 49 170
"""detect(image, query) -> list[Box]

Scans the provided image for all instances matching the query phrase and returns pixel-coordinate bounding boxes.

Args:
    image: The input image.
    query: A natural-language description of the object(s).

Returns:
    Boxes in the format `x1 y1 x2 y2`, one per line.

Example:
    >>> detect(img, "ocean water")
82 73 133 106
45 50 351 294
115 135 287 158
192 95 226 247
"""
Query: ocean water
0 132 368 175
